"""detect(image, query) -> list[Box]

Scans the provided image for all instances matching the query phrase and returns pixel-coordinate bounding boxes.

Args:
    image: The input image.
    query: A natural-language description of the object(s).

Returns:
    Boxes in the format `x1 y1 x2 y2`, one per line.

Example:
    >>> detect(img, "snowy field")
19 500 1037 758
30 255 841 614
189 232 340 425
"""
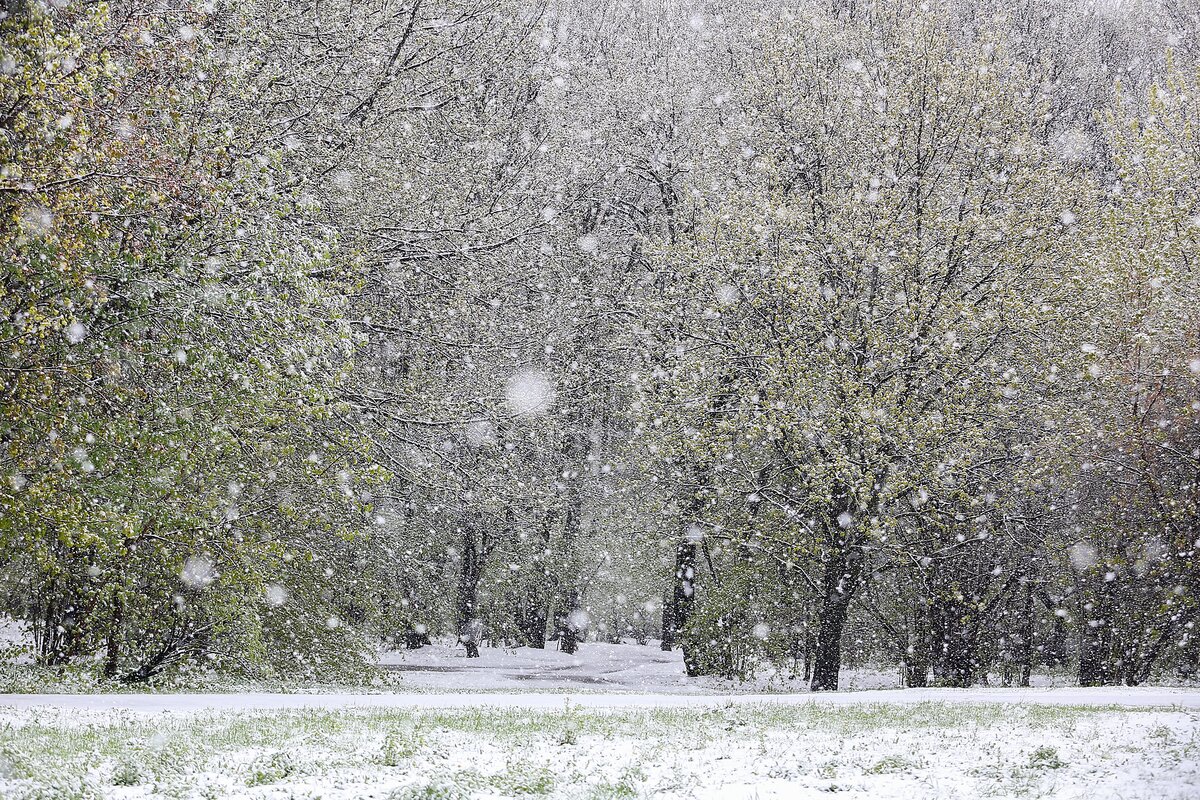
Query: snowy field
377 641 911 693
3 643 1199 798
1 699 1197 799
375 641 1116 694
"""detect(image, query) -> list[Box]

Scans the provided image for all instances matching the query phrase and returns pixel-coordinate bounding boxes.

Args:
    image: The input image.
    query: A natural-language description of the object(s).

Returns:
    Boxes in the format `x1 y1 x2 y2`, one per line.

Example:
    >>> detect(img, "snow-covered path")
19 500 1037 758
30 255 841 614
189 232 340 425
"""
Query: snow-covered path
3 685 1199 713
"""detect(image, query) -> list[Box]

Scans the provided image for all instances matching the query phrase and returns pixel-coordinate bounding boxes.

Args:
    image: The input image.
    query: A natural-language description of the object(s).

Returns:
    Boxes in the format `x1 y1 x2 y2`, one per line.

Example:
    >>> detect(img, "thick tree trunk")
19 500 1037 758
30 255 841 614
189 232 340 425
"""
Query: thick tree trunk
522 514 557 649
516 591 548 648
557 470 584 655
1078 630 1109 686
558 586 581 655
660 538 697 653
663 481 706 673
1078 590 1117 686
904 596 931 688
810 594 852 691
526 617 547 651
803 626 815 681
810 547 862 692
931 595 976 687
454 528 484 659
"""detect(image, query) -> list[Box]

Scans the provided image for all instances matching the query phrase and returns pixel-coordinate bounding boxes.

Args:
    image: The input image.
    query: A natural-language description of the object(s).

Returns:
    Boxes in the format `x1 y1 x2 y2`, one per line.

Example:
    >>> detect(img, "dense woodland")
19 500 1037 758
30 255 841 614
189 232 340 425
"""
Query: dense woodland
2 0 1199 691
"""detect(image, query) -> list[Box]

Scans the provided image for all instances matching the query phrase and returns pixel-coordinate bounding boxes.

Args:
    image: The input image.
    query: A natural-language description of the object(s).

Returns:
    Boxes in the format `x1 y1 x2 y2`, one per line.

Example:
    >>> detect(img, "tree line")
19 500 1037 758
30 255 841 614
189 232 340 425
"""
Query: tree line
2 0 1198 690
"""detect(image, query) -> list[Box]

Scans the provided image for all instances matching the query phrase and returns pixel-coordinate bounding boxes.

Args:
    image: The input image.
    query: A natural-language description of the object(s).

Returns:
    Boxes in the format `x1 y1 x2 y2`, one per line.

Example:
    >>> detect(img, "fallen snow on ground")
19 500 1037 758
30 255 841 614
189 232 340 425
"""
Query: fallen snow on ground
378 640 1059 693
4 642 1198 798
3 684 1200 713
379 640 706 692
0 701 1196 799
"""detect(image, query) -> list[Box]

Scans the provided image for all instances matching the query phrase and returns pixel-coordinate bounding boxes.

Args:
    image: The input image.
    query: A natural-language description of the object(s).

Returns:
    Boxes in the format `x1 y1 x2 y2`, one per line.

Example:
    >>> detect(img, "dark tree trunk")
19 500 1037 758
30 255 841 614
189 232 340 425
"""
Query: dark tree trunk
554 431 586 656
810 547 862 692
103 588 124 679
905 658 929 688
1078 629 1110 686
904 595 931 688
557 457 584 655
454 527 485 659
526 619 547 651
521 513 557 649
1016 580 1034 687
663 481 707 675
1078 589 1117 686
931 595 977 687
1046 610 1069 668
660 537 697 654
558 586 581 655
516 591 549 648
659 586 674 651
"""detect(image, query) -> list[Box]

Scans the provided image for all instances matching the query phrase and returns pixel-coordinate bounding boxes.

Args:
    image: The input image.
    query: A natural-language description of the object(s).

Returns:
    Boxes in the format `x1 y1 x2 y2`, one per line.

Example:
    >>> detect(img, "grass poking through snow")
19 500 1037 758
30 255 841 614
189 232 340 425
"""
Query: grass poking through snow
0 702 1196 798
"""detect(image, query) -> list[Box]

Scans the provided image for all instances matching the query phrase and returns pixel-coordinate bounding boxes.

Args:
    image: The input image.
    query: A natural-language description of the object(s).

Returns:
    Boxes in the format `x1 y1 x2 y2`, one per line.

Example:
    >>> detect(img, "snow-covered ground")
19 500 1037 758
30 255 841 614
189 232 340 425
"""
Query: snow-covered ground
378 640 911 693
378 640 1096 693
4 684 1200 712
1 699 1196 799
3 642 1199 798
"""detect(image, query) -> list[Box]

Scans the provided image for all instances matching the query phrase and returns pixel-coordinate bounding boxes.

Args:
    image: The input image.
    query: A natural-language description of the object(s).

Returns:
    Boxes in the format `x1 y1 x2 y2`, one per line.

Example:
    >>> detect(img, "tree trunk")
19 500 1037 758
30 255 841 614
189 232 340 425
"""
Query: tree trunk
1078 590 1117 686
1016 579 1034 688
557 486 583 655
660 537 697 654
1078 629 1108 686
559 586 581 655
904 596 931 688
810 547 862 692
555 432 586 655
516 591 548 648
803 626 815 681
931 595 976 687
454 528 484 659
663 481 706 670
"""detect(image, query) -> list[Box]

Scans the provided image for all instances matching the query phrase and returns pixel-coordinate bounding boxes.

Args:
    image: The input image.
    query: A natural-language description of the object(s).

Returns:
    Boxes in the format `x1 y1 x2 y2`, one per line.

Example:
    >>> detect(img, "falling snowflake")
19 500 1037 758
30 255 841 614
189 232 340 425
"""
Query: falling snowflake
265 584 288 607
181 555 216 588
1068 541 1098 572
505 370 555 416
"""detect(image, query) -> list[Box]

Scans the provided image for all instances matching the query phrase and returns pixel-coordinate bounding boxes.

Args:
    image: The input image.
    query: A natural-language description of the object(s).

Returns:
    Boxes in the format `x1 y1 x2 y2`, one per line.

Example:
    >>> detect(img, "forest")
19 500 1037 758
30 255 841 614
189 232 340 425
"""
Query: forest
3 0 1200 695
